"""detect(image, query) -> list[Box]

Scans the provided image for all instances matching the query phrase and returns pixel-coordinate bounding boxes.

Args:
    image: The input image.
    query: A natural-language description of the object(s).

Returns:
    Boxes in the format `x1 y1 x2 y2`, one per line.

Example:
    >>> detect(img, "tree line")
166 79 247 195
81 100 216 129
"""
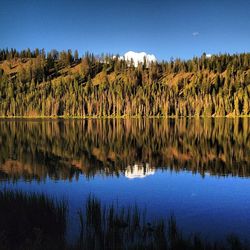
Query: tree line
0 48 250 117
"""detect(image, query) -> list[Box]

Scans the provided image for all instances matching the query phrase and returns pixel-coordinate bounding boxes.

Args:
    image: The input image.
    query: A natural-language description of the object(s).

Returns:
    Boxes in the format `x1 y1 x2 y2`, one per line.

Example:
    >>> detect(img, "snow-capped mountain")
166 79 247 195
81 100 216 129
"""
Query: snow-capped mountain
120 51 157 67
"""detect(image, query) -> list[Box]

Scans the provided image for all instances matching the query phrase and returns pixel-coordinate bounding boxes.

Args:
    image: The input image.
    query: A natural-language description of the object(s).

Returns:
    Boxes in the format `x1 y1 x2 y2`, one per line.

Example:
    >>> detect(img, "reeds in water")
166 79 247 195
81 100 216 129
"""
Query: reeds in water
0 190 249 250
75 196 249 250
0 189 67 250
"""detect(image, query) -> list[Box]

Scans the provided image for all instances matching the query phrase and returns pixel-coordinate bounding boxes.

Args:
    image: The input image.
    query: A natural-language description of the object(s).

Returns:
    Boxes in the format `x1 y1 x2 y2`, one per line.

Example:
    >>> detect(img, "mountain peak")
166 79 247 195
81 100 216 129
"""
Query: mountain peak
121 51 157 67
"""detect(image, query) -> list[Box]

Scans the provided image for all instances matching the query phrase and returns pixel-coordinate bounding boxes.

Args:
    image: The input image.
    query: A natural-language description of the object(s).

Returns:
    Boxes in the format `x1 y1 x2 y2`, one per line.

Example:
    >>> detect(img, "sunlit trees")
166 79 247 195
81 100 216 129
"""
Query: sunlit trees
0 48 250 117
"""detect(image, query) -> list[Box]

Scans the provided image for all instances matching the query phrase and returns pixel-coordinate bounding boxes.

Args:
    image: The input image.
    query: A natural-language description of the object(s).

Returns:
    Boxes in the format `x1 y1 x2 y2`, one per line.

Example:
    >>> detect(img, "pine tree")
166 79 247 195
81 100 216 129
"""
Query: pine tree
243 94 249 115
74 50 79 62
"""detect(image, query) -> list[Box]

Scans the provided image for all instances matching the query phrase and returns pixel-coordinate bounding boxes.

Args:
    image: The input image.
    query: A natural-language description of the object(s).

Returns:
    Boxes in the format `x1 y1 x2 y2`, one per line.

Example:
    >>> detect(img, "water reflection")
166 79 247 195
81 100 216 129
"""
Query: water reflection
0 118 250 181
125 163 155 179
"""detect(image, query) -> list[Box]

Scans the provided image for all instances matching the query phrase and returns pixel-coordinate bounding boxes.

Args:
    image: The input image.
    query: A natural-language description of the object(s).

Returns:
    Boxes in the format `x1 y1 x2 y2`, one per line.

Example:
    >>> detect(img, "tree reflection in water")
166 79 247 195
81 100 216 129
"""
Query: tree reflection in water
0 118 250 181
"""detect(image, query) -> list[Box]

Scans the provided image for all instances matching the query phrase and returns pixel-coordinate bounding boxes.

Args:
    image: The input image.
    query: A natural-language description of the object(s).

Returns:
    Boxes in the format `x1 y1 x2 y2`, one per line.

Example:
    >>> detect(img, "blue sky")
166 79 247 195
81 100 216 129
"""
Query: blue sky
1 0 250 60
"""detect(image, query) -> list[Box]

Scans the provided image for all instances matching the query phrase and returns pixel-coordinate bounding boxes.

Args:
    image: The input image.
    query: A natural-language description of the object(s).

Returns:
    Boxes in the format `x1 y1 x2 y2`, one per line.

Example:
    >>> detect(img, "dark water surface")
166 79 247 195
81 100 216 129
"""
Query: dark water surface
1 118 250 242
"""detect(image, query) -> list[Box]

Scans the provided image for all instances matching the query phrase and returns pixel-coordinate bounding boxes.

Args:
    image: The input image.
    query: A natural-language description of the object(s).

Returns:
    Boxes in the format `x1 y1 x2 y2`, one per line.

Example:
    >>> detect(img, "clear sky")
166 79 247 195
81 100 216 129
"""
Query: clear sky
1 0 250 60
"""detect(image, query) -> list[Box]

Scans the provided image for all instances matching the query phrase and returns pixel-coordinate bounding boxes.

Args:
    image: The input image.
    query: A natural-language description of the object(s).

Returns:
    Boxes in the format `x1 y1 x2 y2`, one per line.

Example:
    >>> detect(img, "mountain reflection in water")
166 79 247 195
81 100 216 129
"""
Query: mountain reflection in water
125 163 155 179
0 118 250 181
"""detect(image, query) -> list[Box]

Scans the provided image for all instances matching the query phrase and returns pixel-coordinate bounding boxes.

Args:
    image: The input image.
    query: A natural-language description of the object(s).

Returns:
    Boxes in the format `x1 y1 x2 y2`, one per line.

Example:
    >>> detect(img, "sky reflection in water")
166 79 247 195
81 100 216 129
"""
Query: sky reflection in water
0 118 250 242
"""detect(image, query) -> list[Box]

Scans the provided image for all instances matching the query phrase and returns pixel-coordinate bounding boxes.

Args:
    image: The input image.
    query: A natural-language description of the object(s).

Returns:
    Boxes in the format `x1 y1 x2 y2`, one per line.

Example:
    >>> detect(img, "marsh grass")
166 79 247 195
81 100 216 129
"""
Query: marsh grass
0 189 67 250
74 196 249 250
0 190 249 250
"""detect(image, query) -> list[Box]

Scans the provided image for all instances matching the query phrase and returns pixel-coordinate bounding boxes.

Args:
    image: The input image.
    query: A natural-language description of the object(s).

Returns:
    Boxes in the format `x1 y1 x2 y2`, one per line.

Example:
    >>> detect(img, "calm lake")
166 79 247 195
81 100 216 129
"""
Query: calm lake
1 118 250 242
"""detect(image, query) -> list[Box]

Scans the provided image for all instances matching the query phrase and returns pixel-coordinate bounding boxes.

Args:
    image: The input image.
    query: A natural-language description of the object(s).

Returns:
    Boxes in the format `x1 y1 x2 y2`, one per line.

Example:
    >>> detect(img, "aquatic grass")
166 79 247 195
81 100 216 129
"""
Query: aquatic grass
0 190 249 250
0 189 68 250
75 196 250 250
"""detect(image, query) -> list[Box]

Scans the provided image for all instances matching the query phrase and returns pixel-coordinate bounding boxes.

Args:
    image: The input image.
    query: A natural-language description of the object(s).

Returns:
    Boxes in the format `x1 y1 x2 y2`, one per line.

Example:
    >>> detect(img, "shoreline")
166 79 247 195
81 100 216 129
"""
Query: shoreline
0 115 250 119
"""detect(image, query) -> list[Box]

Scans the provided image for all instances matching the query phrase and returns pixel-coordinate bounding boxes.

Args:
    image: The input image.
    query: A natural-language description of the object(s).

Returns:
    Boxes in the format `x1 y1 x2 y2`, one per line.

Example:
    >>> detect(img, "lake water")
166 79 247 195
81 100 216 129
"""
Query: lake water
1 118 250 243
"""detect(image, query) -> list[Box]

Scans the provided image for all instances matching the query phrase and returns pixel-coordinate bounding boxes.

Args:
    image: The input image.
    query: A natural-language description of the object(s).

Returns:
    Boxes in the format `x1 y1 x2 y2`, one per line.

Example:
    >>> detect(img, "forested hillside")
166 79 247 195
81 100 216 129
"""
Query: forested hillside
0 48 250 117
